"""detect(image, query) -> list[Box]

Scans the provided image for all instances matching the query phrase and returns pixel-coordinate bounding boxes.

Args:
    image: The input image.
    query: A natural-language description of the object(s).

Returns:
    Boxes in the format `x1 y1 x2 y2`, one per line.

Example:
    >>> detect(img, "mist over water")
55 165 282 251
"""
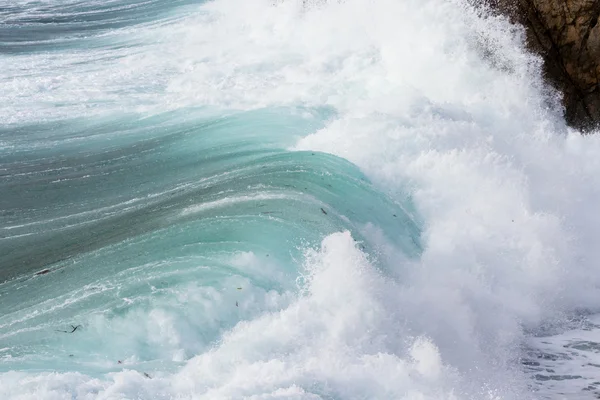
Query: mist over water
3 0 600 399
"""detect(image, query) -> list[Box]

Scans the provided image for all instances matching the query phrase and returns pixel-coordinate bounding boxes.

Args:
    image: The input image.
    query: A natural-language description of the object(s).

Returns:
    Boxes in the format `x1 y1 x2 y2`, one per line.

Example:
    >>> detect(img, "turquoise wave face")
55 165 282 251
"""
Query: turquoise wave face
0 106 422 376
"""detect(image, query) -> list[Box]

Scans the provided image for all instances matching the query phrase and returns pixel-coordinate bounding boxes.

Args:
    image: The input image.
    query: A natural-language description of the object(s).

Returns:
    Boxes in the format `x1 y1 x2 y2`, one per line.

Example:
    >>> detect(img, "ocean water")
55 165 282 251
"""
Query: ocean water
2 0 600 398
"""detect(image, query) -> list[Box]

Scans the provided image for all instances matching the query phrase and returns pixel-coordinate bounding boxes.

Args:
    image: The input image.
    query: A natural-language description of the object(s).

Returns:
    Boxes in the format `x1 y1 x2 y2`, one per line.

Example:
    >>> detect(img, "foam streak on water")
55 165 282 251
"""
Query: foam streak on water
2 0 600 399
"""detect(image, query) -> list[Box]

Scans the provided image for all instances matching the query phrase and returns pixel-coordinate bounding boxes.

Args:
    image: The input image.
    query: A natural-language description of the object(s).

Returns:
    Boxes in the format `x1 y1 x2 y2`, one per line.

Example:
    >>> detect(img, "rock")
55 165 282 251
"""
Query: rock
490 0 600 131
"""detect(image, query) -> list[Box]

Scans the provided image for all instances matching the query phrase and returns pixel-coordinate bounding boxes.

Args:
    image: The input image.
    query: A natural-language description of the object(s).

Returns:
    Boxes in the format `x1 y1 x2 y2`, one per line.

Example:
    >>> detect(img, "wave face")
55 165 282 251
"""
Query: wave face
3 0 600 398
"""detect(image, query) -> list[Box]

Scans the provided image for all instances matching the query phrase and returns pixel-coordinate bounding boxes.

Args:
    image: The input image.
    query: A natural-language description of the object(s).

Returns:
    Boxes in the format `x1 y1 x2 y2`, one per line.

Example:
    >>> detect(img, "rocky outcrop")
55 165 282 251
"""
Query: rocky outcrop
491 0 600 131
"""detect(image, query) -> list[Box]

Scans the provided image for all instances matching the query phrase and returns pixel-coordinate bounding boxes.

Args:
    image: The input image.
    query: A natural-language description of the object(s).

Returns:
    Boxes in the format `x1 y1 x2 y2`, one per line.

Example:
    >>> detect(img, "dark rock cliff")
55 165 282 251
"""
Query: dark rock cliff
490 0 600 131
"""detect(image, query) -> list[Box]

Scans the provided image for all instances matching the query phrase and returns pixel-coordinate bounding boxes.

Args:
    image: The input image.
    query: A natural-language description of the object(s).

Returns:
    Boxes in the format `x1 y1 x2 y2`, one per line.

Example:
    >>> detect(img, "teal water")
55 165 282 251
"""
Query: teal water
0 106 421 374
4 1 600 399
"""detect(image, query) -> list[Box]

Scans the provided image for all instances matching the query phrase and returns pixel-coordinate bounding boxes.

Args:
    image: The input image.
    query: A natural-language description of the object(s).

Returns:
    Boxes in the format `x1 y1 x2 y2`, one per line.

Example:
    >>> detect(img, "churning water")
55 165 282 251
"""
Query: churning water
2 0 600 398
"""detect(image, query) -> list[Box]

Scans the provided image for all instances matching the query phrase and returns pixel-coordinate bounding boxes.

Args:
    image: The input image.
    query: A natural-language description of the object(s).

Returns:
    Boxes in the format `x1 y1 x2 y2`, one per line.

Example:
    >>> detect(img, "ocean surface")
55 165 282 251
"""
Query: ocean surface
2 0 600 399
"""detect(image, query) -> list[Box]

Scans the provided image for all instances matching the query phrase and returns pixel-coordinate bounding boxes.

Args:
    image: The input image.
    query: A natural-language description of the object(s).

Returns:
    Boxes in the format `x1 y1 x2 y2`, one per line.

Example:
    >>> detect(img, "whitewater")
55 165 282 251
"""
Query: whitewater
2 0 600 398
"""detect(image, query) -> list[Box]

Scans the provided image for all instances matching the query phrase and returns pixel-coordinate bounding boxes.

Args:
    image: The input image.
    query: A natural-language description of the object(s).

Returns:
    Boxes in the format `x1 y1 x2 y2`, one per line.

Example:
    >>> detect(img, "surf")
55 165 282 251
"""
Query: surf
2 0 600 399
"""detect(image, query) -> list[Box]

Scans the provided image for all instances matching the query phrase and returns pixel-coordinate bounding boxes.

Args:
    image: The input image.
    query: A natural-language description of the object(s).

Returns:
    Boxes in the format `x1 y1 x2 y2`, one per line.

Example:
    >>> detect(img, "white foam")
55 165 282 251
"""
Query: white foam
4 0 600 398
0 233 478 399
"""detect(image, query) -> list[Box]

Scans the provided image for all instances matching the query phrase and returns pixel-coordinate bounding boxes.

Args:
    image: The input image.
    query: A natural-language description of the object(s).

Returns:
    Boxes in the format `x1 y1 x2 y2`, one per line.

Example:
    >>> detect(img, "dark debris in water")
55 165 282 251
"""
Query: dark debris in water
34 269 51 276
55 325 81 333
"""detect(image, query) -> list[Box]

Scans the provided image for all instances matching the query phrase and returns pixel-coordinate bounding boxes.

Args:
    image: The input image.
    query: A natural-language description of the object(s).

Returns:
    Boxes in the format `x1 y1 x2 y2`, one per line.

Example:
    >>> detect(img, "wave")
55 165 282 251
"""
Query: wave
2 0 600 399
